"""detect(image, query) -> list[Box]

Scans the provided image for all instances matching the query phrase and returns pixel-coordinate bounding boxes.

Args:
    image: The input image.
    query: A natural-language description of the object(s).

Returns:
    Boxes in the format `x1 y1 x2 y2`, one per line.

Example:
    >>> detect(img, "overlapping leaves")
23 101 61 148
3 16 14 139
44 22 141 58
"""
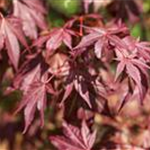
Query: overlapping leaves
13 0 47 39
0 14 28 69
50 120 97 150
15 72 55 133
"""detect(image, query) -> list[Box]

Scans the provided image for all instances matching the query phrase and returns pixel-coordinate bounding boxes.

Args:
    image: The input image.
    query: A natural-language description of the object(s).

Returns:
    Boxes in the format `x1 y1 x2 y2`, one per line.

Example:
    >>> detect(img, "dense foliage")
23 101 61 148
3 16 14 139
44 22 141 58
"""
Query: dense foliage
1 0 150 150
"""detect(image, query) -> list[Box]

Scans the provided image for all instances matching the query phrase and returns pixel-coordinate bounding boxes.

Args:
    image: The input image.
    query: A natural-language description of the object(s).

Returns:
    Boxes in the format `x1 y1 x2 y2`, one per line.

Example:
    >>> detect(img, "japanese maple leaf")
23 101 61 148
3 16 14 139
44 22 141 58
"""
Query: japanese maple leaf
46 28 73 51
0 14 28 69
13 0 47 39
135 41 150 61
73 23 128 59
50 120 97 150
33 14 101 52
12 53 45 94
33 27 74 55
122 36 150 61
15 74 55 133
61 63 97 108
14 63 41 94
115 54 149 104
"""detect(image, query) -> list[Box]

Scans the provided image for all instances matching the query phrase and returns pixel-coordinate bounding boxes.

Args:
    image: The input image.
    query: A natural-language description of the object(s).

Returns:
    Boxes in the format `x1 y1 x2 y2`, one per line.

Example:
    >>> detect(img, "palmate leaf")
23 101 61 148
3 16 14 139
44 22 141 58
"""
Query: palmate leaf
0 15 28 69
122 36 150 61
46 28 72 51
113 34 150 108
50 120 96 150
18 81 47 133
115 56 149 104
12 53 44 94
74 75 92 108
12 53 56 132
33 27 74 56
13 0 47 39
74 24 128 59
61 63 97 108
15 74 55 133
15 63 41 94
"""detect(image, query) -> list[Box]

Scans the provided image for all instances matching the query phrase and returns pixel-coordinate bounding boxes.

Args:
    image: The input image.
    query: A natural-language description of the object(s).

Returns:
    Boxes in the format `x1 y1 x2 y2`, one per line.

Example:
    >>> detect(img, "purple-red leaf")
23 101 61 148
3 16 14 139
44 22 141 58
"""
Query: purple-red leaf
74 24 128 59
61 83 74 104
94 37 105 59
115 57 149 104
13 0 47 39
74 76 92 108
0 15 28 69
61 64 95 108
33 28 73 56
50 121 96 150
15 77 54 133
46 28 73 52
